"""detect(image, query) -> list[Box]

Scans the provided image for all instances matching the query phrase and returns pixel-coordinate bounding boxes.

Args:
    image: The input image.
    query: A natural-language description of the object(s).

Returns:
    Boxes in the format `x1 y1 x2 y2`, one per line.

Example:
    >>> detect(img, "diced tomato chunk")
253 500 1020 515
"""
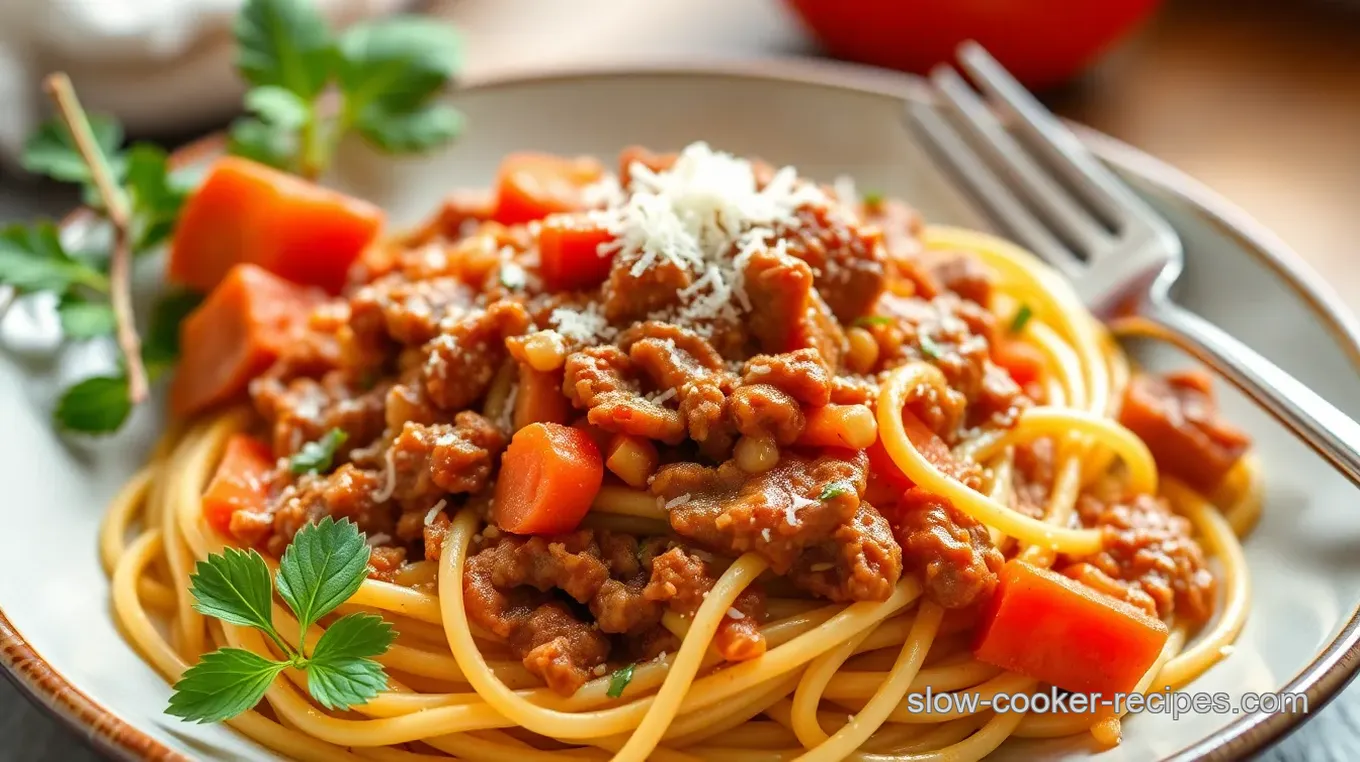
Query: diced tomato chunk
493 423 604 535
169 156 384 294
538 214 616 291
493 153 605 225
993 338 1046 388
170 264 323 417
202 434 274 537
973 559 1170 695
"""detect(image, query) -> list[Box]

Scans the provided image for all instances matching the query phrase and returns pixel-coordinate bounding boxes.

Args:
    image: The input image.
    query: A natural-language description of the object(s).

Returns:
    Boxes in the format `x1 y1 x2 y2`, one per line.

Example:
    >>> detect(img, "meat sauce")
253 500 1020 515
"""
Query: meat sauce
232 144 1246 695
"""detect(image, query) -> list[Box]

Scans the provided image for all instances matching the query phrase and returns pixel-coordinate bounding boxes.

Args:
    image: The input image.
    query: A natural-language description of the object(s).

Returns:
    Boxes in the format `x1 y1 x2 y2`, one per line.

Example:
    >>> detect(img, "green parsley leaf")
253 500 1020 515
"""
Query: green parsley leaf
166 648 287 724
1010 304 1034 334
607 663 636 699
0 222 108 295
124 144 189 253
53 375 132 434
304 612 395 710
919 334 945 361
20 115 125 186
289 428 348 475
56 296 116 339
355 103 463 153
276 517 371 636
853 315 893 328
188 547 279 634
142 290 204 371
245 85 312 130
818 480 855 501
338 18 464 153
338 18 462 114
861 190 884 206
227 117 298 172
234 0 335 99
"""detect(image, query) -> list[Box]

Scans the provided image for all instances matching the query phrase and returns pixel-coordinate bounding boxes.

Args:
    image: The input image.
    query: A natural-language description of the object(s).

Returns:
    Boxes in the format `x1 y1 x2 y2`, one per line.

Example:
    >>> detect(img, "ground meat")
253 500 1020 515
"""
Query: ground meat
864 199 925 263
644 547 766 661
603 252 692 323
1118 369 1250 493
654 451 902 601
742 348 832 406
786 502 902 603
423 301 532 410
1062 493 1216 625
260 465 393 557
1011 438 1056 519
742 246 817 358
250 370 390 457
387 412 507 501
876 292 1026 437
562 345 686 443
778 204 888 322
928 252 992 306
349 275 476 357
890 487 1003 609
405 189 496 246
829 375 879 405
730 384 804 445
463 531 762 694
613 322 739 456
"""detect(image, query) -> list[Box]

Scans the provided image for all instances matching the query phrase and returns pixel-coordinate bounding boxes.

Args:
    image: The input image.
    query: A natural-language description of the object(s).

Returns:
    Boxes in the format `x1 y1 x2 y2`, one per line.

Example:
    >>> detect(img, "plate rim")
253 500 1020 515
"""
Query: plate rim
4 57 1358 762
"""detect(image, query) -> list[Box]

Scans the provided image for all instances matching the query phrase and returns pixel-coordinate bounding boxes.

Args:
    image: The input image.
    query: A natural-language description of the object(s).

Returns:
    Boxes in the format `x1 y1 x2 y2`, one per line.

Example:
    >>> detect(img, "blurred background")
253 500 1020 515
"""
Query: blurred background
0 0 1357 759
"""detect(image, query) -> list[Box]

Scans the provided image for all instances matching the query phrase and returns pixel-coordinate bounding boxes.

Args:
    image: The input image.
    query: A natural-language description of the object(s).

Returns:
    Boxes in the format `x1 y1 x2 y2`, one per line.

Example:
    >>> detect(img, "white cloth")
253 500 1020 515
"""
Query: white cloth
0 0 404 162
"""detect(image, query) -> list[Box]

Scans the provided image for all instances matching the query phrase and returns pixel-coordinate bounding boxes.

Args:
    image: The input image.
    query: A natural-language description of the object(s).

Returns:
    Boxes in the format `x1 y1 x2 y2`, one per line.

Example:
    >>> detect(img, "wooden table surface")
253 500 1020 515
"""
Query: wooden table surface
2 0 1359 759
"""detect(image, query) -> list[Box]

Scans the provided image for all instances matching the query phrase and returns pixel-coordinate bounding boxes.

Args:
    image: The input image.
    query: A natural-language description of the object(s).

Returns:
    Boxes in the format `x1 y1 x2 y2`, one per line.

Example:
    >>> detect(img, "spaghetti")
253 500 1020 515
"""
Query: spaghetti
102 143 1258 761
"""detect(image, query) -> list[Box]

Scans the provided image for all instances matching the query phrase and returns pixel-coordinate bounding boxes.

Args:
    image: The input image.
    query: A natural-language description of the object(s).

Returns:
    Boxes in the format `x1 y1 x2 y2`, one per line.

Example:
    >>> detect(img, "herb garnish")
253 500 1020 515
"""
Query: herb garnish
607 663 636 699
819 480 855 501
1010 304 1034 334
230 0 465 179
168 518 394 722
919 334 945 361
289 428 349 475
853 315 894 328
5 0 465 435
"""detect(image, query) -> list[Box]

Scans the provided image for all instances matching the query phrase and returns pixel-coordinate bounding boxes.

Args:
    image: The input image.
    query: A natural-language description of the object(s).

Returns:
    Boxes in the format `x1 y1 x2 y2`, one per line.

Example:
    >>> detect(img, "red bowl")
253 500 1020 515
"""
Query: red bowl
783 0 1163 89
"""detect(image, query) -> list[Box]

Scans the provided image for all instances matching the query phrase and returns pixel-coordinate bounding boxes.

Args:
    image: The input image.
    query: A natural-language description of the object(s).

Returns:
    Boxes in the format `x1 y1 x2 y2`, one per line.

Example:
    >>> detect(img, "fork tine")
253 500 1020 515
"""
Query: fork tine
956 41 1137 229
904 100 1082 277
929 65 1112 257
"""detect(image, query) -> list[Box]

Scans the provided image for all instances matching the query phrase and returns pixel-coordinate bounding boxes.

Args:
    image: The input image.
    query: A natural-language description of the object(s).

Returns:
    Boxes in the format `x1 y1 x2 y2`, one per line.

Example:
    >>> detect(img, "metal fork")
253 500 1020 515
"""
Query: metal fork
906 41 1360 487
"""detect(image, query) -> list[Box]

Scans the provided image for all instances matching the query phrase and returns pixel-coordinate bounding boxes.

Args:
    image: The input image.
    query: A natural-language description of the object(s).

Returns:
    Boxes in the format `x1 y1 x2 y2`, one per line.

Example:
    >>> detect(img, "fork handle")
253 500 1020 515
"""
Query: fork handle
1120 299 1360 487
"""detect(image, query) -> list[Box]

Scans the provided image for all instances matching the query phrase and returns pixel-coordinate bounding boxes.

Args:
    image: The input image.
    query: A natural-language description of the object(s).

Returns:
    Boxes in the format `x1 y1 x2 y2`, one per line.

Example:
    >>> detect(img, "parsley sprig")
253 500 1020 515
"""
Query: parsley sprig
5 0 465 435
169 518 395 723
230 0 464 179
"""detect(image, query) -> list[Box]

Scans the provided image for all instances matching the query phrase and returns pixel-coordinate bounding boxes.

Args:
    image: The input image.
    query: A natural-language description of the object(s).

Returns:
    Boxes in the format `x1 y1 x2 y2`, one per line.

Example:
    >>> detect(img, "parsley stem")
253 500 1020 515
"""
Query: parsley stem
261 626 297 663
298 108 326 181
42 73 148 406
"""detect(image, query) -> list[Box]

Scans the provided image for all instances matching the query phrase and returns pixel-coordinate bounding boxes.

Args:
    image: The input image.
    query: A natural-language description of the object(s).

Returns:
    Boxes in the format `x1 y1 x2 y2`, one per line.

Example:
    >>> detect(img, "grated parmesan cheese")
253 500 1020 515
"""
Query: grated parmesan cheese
592 663 608 677
657 651 668 662
833 174 857 205
809 562 834 572
761 528 772 542
664 493 692 510
550 302 615 344
424 499 448 526
726 607 745 620
499 261 527 290
598 142 826 331
648 388 677 405
372 447 397 503
784 493 819 526
366 533 392 547
581 173 625 209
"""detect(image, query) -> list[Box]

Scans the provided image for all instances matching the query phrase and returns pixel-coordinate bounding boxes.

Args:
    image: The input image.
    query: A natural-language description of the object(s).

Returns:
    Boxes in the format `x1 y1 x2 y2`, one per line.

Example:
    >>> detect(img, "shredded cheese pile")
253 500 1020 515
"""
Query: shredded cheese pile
550 142 829 340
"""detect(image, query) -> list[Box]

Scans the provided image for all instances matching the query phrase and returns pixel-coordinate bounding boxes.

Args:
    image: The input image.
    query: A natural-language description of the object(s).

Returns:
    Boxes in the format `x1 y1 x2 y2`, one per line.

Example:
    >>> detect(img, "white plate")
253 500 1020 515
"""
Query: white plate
1 61 1357 761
